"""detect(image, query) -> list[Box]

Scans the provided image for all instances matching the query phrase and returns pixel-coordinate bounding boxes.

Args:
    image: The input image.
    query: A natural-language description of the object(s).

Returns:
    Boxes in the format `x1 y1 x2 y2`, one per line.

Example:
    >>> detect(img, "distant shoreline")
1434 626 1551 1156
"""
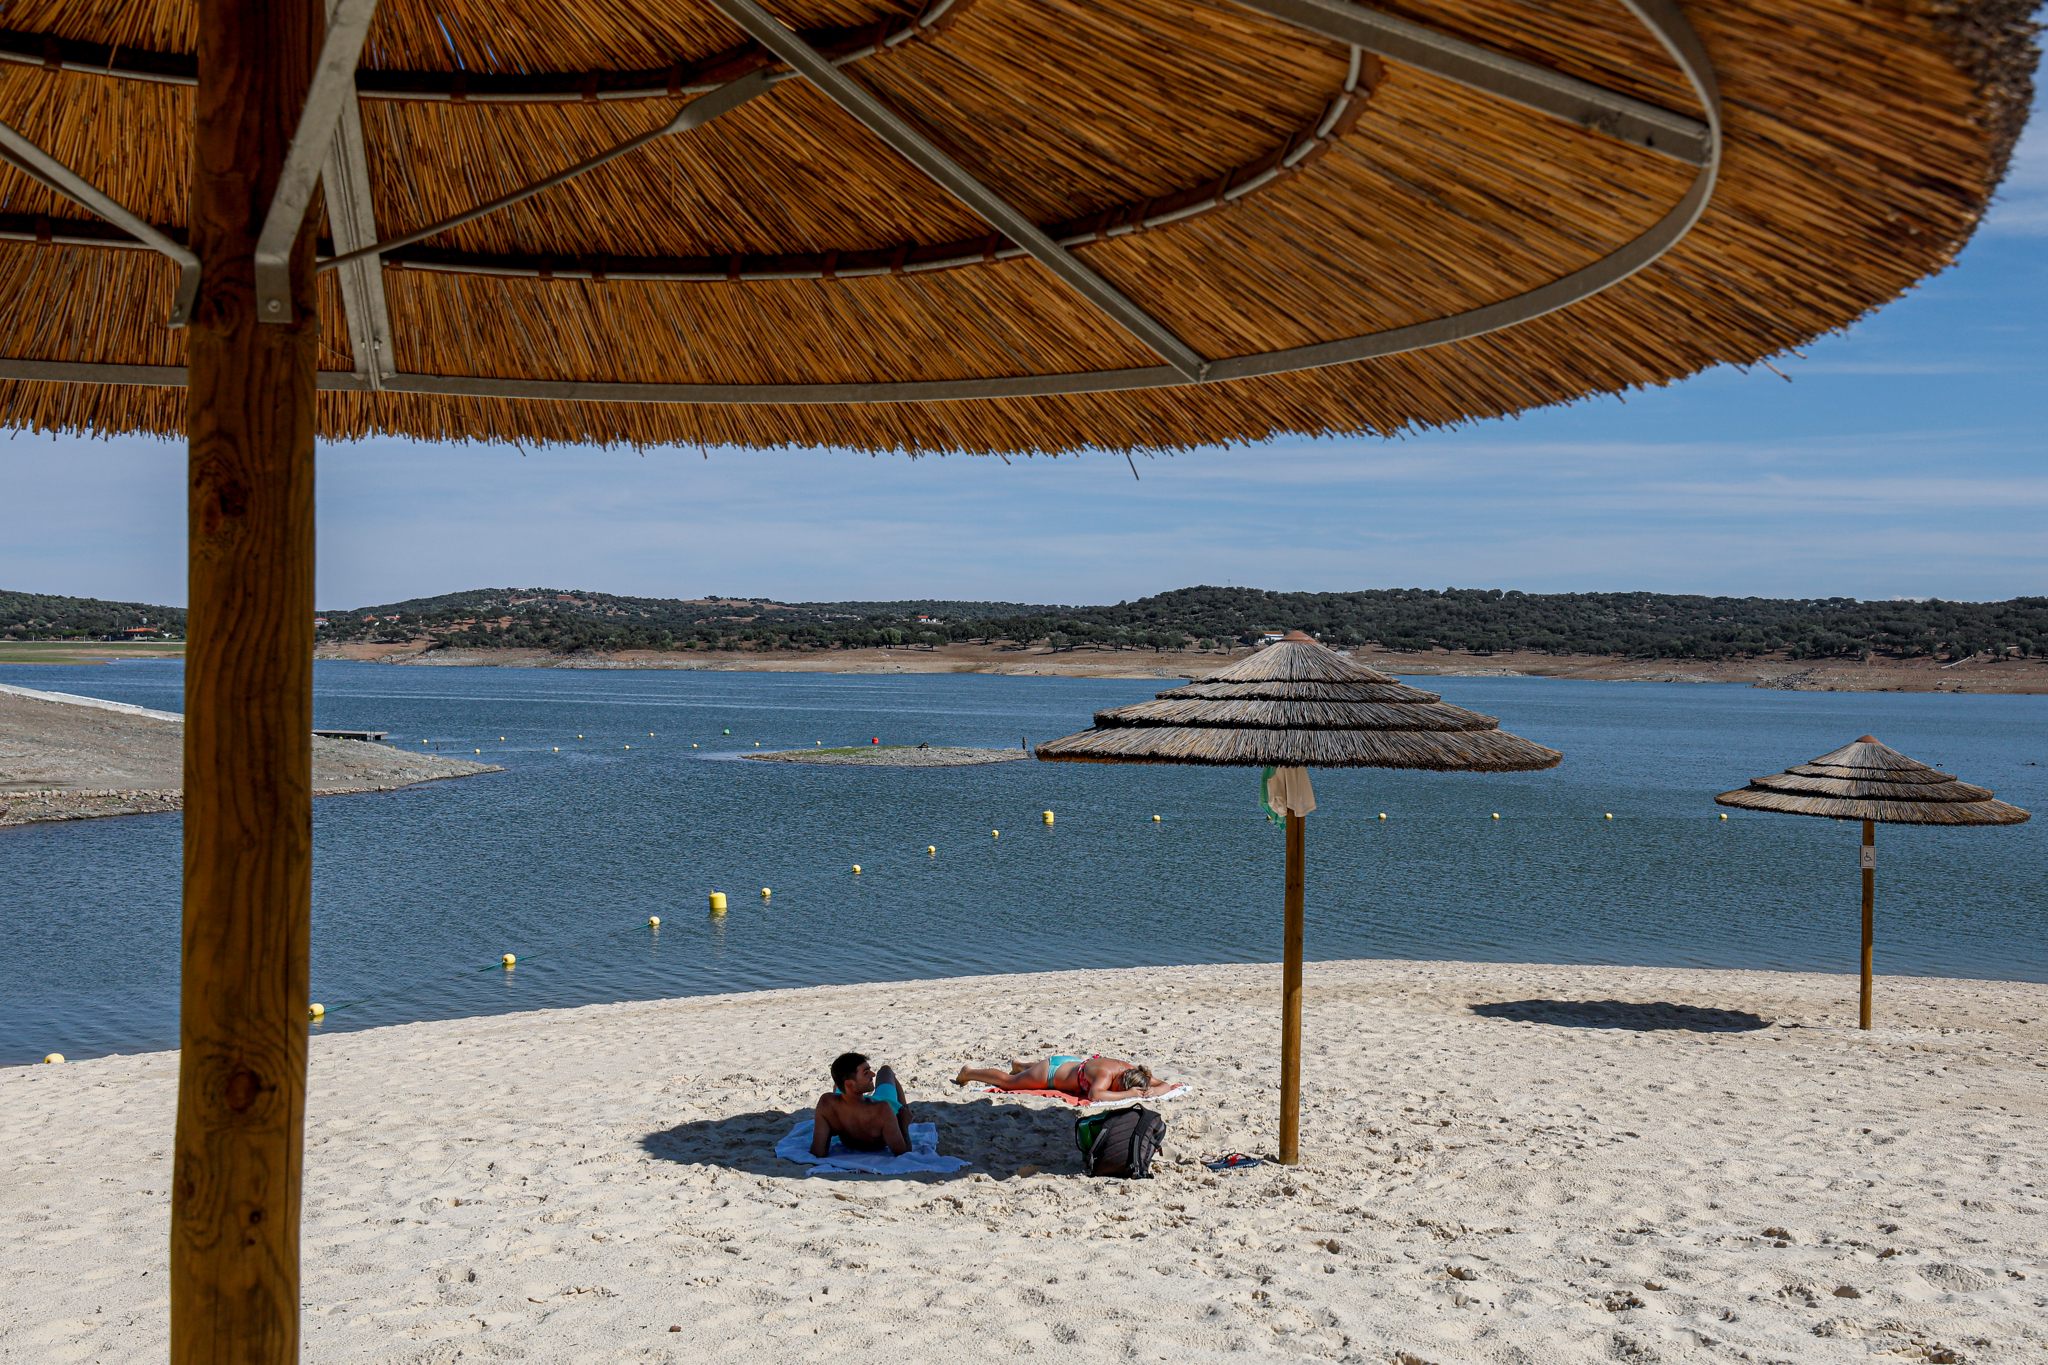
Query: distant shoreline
5 639 2039 695
746 745 1030 767
306 640 2048 695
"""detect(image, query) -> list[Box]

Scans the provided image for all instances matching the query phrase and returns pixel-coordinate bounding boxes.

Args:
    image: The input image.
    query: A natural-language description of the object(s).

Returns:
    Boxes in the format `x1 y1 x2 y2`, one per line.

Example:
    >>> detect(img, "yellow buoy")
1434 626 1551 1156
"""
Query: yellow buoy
1605 813 1613 819
475 749 480 753
648 915 661 928
692 743 698 748
1043 810 1054 824
308 1003 324 1019
761 888 771 899
851 865 862 875
553 747 559 752
649 732 654 737
501 954 517 968
754 742 760 747
42 1053 63 1064
499 736 505 741
1720 812 1729 820
1491 813 1500 819
709 892 728 912
991 829 1000 838
1152 815 1161 822
1378 813 1387 820
927 845 936 855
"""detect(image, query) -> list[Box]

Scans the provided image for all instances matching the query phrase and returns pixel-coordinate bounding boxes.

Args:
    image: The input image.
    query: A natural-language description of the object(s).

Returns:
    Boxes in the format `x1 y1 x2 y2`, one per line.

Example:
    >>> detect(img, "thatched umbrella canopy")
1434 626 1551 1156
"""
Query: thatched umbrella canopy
1716 736 2028 1030
1038 632 1558 1162
0 0 2036 454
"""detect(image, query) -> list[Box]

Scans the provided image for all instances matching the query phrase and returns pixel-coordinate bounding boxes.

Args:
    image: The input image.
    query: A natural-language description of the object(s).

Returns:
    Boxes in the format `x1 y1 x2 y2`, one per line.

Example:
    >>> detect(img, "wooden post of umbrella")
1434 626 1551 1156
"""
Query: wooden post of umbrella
1860 819 1876 1030
1279 812 1305 1165
1717 737 2028 1033
172 2 322 1362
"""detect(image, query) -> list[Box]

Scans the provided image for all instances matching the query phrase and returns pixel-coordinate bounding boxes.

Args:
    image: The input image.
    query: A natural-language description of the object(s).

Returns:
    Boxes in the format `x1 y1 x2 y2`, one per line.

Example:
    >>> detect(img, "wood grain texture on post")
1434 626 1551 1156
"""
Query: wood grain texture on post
1860 820 1876 1031
174 0 322 1361
1279 813 1305 1165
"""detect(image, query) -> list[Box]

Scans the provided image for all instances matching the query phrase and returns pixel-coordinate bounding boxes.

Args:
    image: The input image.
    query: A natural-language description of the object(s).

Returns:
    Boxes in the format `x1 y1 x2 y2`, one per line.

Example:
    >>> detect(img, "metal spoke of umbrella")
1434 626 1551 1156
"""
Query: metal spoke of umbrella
0 118 200 326
707 0 1210 380
1715 737 2029 1030
1037 632 1560 1163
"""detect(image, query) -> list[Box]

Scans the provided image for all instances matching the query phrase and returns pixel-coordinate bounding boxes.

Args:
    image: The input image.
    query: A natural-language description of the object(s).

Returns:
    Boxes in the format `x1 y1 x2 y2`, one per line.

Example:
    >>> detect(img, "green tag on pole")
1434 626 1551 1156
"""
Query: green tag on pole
1260 766 1285 828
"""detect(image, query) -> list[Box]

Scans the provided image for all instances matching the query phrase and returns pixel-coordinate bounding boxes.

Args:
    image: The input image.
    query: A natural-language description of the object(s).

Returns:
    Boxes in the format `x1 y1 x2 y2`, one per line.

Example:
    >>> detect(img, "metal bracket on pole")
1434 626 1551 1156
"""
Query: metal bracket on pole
1225 0 1710 166
705 0 1210 382
0 119 202 327
254 0 380 322
322 93 394 386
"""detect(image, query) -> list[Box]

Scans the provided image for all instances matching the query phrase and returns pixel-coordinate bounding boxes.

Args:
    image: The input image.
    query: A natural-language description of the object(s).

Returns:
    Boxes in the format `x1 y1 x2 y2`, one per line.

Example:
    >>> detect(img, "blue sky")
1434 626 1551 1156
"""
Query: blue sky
7 107 2043 611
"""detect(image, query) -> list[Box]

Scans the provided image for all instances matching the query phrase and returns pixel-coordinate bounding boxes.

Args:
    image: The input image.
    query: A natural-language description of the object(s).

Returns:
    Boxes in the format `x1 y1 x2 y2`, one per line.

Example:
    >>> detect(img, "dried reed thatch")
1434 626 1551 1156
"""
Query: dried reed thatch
1715 736 2030 826
0 0 2036 452
1036 631 1560 770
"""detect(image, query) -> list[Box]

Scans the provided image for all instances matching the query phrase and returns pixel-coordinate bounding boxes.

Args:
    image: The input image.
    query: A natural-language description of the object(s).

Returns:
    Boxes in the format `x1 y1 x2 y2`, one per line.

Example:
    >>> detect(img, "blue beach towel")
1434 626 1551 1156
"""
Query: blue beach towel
775 1120 971 1176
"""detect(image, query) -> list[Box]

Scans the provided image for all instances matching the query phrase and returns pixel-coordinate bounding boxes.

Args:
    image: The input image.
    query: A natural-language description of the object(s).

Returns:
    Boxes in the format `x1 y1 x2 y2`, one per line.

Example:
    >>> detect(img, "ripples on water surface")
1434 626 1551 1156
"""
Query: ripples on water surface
2 660 2042 1062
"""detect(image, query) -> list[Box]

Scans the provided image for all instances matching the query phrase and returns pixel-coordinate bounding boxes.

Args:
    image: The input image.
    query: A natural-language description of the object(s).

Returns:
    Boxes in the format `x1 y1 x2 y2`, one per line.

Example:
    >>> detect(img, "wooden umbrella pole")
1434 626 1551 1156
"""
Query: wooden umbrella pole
172 1 323 1361
1860 819 1875 1031
1278 812 1305 1165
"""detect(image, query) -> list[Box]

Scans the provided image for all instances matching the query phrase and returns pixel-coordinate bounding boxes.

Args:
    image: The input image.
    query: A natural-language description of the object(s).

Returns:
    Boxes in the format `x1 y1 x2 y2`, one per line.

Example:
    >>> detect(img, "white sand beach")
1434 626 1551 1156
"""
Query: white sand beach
5 958 2045 1364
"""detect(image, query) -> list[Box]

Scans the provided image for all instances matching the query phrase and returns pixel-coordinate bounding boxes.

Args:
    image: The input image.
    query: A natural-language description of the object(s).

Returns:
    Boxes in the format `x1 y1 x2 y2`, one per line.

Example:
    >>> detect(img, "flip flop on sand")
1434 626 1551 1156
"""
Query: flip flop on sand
1203 1153 1263 1171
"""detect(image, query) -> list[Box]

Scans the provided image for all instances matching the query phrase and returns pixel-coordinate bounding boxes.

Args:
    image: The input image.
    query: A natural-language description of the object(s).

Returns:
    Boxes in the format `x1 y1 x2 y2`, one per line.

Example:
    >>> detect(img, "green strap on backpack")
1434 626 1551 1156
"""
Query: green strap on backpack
1074 1110 1113 1159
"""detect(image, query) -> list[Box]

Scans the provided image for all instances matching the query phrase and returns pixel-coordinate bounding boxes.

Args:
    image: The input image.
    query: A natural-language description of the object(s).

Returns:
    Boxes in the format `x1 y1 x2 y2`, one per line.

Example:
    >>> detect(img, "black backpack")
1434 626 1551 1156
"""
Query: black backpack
1075 1105 1166 1178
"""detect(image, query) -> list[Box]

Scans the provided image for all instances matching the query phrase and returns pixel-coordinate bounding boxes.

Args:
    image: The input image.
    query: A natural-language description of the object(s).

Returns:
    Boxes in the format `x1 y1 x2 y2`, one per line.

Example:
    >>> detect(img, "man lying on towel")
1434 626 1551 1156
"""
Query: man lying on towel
953 1053 1174 1101
813 1052 916 1157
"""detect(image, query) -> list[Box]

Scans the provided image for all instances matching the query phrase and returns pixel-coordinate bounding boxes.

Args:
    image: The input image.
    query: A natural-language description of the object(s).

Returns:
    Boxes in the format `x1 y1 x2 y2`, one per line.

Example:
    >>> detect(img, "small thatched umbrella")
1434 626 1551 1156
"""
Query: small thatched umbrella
1716 736 2029 1030
1037 632 1559 1163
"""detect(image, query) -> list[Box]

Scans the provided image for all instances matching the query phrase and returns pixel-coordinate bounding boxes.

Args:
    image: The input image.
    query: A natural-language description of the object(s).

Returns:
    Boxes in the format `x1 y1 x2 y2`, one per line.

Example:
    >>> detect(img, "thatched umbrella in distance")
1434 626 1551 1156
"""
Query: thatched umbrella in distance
1716 737 2029 1030
1036 632 1559 1163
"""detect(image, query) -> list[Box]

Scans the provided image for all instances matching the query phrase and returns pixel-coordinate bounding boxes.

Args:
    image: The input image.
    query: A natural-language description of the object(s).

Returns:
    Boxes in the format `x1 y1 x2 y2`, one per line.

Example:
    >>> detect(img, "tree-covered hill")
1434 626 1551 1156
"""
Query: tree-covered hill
0 590 184 639
327 587 1066 629
314 584 2047 662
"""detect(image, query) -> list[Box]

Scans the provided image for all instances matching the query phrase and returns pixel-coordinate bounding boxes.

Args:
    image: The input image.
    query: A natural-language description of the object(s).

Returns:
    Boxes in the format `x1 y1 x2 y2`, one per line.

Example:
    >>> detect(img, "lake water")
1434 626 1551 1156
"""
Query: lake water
2 660 2043 1065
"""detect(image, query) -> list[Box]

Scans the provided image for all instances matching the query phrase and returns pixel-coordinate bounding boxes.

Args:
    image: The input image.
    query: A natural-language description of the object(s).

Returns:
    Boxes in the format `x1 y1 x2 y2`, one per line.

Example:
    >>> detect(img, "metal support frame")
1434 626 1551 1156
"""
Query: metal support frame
1226 0 1709 165
321 93 394 386
0 0 971 103
706 0 1209 381
0 118 200 325
320 68 778 275
4 0 1718 403
254 0 380 321
317 1 968 275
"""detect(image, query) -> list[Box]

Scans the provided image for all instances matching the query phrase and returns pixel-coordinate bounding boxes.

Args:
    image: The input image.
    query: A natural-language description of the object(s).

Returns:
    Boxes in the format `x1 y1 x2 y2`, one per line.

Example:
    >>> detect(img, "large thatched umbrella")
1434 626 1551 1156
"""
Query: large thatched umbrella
1716 736 2028 1031
1037 632 1559 1162
1 0 2033 1354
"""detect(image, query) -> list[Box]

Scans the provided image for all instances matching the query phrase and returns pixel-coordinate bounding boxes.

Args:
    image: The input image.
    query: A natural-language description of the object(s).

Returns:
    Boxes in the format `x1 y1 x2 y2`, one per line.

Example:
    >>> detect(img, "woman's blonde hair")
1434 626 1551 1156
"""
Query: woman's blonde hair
1118 1064 1153 1091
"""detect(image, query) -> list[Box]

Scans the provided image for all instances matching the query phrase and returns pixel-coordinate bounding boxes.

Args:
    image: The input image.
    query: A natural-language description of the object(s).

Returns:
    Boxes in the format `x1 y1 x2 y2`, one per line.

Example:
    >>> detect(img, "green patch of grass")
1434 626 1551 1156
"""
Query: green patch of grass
1 640 185 651
0 642 185 663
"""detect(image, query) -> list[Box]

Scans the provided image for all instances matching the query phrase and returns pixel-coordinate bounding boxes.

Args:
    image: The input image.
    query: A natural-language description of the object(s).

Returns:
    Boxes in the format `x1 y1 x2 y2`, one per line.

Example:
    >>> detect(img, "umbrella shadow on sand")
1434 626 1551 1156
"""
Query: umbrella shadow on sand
1470 999 1770 1033
638 1095 1084 1179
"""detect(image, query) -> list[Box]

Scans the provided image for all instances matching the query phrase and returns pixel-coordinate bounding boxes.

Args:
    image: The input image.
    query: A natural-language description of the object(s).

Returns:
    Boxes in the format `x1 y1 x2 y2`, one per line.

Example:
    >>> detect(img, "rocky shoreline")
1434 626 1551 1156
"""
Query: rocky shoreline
0 684 503 827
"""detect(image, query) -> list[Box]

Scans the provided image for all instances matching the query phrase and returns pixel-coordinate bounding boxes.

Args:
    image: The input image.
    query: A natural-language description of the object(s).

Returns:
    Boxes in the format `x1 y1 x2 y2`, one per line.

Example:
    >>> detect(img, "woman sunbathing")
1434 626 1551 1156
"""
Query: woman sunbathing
954 1054 1174 1101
